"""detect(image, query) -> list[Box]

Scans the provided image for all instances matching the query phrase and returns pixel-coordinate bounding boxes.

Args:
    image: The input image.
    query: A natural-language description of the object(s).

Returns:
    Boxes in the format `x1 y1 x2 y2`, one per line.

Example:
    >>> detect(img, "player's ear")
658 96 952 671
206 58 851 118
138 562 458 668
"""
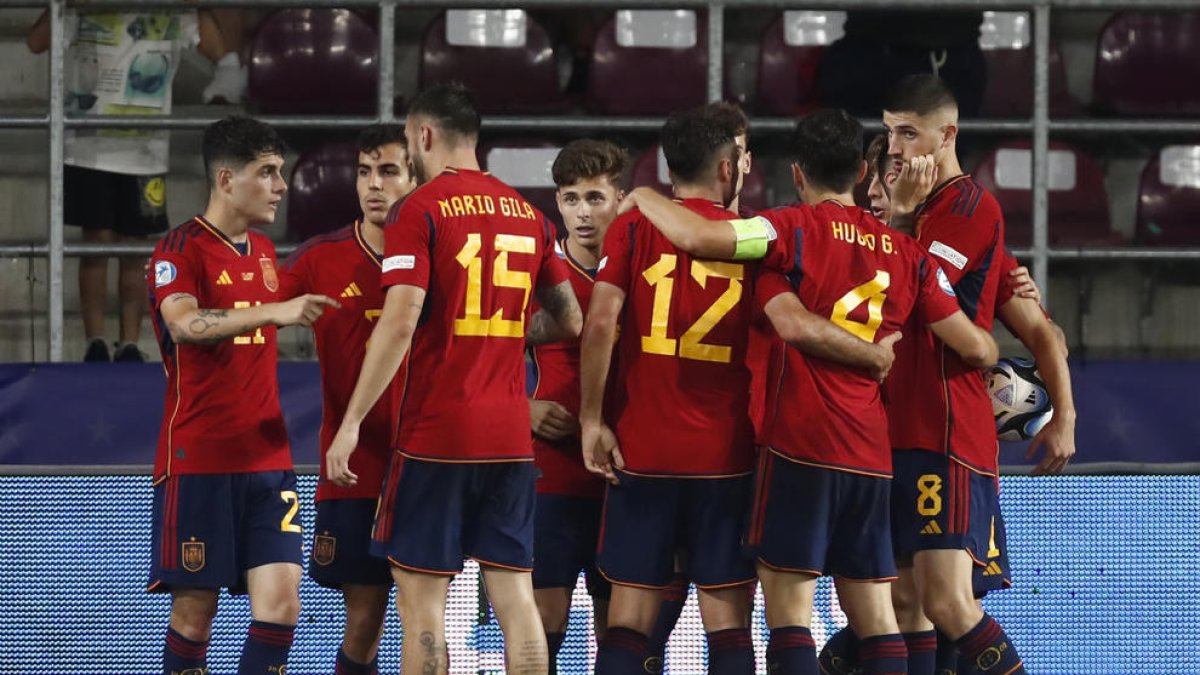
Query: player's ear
940 123 959 153
216 165 234 194
856 160 868 185
717 157 735 185
790 162 806 192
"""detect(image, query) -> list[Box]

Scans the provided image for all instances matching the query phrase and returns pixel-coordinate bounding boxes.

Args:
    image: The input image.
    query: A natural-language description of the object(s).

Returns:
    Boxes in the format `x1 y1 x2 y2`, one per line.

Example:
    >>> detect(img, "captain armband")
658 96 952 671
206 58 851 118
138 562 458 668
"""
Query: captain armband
729 216 778 260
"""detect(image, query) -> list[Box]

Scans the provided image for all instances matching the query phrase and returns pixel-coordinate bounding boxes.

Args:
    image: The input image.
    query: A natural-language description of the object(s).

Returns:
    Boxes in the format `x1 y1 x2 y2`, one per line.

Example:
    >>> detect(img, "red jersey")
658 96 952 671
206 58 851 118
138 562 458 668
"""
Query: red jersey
381 168 569 462
597 199 756 477
279 220 403 501
529 238 605 498
885 175 1007 474
756 202 961 476
148 217 291 481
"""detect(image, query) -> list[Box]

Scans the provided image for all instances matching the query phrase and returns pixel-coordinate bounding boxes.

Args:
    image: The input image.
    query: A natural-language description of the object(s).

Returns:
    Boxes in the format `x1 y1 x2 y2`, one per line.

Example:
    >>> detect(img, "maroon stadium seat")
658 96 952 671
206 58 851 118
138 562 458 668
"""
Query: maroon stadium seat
419 10 570 115
630 144 769 215
756 11 845 116
978 11 1078 118
248 9 377 115
287 141 361 242
973 139 1121 247
587 10 707 115
1093 11 1200 116
1137 146 1200 246
479 140 563 230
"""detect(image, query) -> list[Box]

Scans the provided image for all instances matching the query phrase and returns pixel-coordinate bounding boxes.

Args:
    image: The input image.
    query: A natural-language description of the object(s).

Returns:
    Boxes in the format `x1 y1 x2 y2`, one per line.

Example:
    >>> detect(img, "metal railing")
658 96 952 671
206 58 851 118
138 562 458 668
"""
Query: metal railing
3 0 1200 360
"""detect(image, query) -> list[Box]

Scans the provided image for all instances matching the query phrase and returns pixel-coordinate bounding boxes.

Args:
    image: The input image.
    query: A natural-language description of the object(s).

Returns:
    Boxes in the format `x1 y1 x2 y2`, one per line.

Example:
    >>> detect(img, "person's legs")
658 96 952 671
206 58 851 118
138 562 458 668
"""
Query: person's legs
596 584 660 675
80 227 113 353
394 568 452 675
165 588 218 673
534 586 572 673
240 562 302 674
338 583 390 670
758 565 818 675
484 565 551 674
697 585 755 675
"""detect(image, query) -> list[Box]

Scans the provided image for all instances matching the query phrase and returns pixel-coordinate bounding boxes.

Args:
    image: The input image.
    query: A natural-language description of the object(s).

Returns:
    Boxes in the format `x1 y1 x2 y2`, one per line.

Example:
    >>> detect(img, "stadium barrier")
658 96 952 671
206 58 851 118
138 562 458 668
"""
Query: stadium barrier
3 0 1200 360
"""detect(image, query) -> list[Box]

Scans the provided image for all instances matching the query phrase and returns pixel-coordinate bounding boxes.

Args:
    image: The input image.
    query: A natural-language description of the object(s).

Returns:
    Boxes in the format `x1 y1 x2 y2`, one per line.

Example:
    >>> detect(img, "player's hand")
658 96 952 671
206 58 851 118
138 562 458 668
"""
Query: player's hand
273 294 340 327
891 154 938 216
1026 411 1075 476
617 187 647 216
871 331 903 382
581 421 624 485
1007 266 1041 303
326 425 360 487
530 399 579 441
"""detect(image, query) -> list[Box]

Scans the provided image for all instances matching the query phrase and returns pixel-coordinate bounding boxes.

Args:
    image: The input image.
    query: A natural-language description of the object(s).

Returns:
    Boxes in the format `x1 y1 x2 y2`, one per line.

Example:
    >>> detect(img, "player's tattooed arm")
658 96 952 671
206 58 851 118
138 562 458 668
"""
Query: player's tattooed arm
763 290 901 382
527 280 583 346
160 292 339 345
620 187 739 259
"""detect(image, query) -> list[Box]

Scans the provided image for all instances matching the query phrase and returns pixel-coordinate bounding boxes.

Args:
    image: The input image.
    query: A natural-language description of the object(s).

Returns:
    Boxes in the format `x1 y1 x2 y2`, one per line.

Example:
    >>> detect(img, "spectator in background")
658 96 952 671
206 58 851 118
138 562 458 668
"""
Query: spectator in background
816 11 986 117
198 9 256 104
27 8 233 361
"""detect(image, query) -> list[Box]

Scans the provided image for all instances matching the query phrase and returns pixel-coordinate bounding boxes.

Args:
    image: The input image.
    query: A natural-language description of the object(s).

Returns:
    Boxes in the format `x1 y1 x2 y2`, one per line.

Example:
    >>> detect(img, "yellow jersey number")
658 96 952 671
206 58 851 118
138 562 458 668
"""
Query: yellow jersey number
454 233 537 338
641 254 744 364
830 270 891 342
232 301 266 345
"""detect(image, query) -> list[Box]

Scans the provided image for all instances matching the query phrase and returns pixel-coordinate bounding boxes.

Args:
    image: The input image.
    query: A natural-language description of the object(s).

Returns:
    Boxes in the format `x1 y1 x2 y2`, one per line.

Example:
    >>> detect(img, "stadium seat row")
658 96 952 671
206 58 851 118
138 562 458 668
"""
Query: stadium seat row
247 8 1200 117
287 139 1200 248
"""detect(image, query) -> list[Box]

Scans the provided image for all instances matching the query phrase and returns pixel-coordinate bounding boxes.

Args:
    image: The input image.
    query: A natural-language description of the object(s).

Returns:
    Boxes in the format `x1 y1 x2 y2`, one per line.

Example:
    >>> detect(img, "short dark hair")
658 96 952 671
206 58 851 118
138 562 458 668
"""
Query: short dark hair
357 123 407 155
202 116 285 187
883 74 959 117
661 102 749 185
791 109 864 193
866 133 889 183
552 139 629 189
407 81 481 145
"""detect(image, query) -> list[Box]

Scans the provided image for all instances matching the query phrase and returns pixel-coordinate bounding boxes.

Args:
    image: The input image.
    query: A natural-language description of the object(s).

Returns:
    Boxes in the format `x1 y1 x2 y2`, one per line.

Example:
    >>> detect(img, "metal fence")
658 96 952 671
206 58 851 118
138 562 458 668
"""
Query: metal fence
3 0 1200 361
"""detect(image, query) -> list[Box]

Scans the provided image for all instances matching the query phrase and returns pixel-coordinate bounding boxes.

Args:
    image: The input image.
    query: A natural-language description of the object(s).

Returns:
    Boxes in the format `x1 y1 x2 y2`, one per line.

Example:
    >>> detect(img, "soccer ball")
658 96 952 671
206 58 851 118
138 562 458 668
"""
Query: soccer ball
987 357 1054 441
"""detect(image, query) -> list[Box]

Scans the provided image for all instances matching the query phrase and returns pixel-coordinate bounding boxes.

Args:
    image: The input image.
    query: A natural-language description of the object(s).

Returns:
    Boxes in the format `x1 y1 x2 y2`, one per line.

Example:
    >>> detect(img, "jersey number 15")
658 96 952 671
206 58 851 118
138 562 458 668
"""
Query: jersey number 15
454 233 536 338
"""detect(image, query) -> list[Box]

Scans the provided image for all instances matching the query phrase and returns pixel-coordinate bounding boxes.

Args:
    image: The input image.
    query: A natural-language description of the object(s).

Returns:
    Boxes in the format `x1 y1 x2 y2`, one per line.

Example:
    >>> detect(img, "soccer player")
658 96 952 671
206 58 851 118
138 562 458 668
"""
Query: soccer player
277 124 417 675
147 116 339 675
880 74 1029 675
579 101 758 675
823 131 1076 675
324 82 583 675
527 139 629 671
616 109 1000 675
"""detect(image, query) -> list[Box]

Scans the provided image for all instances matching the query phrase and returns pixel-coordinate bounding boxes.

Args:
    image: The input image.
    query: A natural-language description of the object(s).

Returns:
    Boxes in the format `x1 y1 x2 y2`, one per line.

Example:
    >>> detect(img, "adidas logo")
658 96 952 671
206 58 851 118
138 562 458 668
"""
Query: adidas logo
341 282 363 298
920 520 943 535
216 270 233 285
983 561 1004 576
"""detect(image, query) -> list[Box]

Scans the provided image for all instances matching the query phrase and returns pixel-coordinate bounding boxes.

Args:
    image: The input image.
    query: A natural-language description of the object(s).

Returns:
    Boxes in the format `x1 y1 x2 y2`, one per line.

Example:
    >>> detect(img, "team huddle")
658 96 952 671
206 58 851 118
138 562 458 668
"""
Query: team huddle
144 76 1075 675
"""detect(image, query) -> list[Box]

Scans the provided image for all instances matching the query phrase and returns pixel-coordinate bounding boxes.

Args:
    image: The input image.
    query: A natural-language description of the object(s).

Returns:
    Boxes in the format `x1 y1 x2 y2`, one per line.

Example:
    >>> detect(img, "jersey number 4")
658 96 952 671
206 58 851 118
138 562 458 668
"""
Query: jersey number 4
830 270 891 342
454 233 536 338
641 254 744 364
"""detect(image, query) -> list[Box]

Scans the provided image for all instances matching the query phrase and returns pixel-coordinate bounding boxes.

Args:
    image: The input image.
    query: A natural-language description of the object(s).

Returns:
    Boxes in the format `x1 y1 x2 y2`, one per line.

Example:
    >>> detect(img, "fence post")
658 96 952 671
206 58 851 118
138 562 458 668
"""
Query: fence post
1032 1 1052 306
707 3 723 103
378 0 396 121
48 0 65 362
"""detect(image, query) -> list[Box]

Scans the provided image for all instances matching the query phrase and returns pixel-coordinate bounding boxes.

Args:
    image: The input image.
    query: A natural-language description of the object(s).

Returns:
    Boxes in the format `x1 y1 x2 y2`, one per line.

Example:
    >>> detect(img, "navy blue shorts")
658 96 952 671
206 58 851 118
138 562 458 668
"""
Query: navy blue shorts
370 455 536 574
148 471 305 594
533 493 610 599
310 498 393 589
891 449 1002 573
596 471 755 590
747 450 897 581
973 506 1012 597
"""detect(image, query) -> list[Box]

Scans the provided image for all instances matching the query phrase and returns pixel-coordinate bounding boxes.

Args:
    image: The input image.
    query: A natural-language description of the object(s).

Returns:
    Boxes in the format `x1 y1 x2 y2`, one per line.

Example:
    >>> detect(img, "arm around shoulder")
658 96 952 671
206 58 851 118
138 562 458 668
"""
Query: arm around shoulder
927 311 999 369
